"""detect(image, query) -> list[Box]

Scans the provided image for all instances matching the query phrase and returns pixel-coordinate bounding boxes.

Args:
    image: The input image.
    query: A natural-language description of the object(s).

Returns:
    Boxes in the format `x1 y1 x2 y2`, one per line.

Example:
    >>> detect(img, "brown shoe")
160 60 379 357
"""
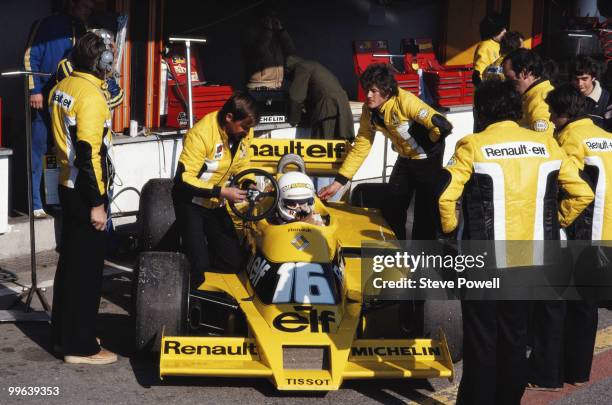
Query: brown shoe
64 348 117 365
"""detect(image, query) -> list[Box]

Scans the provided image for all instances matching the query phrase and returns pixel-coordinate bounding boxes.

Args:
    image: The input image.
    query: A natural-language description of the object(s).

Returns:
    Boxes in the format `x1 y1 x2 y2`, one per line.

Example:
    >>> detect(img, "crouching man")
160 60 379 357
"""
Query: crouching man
172 92 259 288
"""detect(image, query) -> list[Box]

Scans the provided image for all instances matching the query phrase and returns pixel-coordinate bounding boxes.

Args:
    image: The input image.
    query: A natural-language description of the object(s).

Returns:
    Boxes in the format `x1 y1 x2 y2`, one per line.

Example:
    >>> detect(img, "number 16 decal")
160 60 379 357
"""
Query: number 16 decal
272 263 334 304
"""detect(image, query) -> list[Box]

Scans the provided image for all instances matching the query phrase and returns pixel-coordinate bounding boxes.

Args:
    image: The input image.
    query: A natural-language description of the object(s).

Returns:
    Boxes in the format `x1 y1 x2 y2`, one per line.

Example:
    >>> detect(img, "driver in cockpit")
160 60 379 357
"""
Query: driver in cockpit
269 171 327 226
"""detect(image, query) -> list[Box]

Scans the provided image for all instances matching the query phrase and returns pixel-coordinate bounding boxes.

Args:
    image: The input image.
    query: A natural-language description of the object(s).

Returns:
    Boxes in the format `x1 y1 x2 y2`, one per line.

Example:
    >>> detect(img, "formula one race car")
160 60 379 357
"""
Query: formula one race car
133 138 460 391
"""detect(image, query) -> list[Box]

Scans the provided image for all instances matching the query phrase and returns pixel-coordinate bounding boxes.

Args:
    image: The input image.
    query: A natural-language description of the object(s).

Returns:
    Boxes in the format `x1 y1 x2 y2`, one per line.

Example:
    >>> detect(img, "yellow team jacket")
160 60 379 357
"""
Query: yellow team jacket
483 54 505 81
49 71 112 207
473 39 501 79
521 79 555 136
175 111 252 209
337 87 442 181
439 121 593 239
56 58 124 109
557 118 612 240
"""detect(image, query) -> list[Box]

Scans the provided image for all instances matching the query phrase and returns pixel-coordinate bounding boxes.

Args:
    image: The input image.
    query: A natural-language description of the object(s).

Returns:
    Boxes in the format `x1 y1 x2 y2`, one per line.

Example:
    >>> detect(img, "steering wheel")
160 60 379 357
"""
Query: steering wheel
228 168 279 221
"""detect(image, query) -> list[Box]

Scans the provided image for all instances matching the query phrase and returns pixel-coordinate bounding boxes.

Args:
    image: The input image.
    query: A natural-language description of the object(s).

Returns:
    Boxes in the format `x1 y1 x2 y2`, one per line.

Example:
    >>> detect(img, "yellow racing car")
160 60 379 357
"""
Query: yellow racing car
133 138 459 391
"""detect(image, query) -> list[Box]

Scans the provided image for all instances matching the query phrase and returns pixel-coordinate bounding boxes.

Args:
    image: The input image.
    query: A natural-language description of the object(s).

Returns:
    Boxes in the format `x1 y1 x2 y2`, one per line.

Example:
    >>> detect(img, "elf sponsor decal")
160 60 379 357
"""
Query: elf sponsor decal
250 140 346 160
350 345 441 357
163 340 258 356
51 90 74 111
585 138 612 152
482 142 549 159
273 306 335 333
247 254 271 287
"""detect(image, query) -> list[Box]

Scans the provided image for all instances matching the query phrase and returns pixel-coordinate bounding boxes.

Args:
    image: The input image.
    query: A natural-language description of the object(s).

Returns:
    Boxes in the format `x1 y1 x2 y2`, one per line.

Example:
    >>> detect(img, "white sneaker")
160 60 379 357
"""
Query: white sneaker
33 209 48 218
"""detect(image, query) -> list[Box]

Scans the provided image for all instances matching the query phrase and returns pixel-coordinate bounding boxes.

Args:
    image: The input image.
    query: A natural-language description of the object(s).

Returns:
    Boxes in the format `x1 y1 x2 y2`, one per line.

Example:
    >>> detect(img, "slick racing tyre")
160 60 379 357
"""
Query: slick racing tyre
134 251 189 352
350 183 391 209
423 300 463 362
138 178 180 251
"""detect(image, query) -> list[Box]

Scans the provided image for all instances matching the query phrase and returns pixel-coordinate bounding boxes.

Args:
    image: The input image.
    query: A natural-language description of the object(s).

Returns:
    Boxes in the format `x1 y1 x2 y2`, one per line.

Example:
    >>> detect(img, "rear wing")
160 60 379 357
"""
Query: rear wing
249 138 349 176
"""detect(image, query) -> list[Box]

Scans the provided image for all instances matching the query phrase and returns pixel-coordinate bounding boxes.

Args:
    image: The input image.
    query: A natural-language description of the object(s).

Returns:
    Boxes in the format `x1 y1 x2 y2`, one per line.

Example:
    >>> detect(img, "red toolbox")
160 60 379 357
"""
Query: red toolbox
167 84 234 128
352 40 419 101
164 45 233 128
404 39 473 107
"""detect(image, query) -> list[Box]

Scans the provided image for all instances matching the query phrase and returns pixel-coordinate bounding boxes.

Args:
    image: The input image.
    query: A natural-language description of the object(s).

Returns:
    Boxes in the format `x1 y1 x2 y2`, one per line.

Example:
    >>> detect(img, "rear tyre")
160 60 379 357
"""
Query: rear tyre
138 179 179 251
423 300 463 362
133 251 189 352
350 183 390 209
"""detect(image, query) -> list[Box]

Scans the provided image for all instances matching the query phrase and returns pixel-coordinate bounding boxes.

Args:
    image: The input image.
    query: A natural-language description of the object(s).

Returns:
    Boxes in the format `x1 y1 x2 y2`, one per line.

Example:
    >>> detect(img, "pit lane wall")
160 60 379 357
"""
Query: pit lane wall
104 105 473 215
0 105 473 257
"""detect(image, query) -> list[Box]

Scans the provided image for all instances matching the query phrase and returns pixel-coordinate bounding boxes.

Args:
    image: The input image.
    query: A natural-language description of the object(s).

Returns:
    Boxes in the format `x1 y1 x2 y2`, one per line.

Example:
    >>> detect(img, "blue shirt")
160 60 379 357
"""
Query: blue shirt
24 13 86 94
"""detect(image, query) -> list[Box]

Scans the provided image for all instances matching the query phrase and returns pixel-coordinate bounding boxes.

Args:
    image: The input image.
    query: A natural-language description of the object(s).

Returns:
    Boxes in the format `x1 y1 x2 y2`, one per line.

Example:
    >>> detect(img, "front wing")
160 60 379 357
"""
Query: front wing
159 331 453 390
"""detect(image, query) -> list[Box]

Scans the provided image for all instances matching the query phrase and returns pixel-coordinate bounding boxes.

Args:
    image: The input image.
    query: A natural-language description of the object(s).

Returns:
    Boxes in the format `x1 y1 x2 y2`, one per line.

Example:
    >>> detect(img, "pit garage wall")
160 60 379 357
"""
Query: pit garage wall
109 107 474 214
163 0 444 101
442 0 544 65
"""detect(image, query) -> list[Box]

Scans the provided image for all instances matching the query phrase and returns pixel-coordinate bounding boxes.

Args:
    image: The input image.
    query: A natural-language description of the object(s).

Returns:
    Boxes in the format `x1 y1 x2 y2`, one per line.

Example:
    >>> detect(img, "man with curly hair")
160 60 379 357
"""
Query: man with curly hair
319 63 452 240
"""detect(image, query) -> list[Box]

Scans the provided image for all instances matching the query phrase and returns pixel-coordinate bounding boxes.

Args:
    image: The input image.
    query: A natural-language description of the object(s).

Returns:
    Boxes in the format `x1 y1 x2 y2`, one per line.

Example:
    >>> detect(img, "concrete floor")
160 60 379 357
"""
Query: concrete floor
0 250 611 405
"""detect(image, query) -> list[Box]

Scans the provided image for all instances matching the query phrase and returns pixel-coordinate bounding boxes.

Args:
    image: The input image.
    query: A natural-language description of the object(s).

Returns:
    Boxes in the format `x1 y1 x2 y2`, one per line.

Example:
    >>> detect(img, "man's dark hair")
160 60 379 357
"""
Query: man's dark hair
500 31 524 55
545 83 587 120
474 79 522 127
217 91 260 126
71 32 107 78
502 48 543 78
569 55 600 79
360 63 398 98
479 13 505 40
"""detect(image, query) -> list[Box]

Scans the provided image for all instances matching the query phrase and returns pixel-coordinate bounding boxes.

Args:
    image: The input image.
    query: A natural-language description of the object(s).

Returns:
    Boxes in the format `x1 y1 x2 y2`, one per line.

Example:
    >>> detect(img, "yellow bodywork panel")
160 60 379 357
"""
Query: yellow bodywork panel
166 144 453 390
248 138 348 176
162 272 454 390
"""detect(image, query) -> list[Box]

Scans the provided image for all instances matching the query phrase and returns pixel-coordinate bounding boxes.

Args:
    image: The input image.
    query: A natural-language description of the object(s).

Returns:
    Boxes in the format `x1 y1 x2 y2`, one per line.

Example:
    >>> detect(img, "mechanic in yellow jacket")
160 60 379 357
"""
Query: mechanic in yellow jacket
172 92 259 288
503 48 555 136
472 13 506 86
483 31 524 82
318 63 453 240
527 84 608 391
438 80 593 405
49 32 117 365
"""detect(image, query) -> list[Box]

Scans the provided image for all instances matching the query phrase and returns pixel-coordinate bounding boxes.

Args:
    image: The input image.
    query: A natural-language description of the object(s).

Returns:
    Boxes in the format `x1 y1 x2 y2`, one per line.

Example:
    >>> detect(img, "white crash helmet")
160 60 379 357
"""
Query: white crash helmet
277 171 315 221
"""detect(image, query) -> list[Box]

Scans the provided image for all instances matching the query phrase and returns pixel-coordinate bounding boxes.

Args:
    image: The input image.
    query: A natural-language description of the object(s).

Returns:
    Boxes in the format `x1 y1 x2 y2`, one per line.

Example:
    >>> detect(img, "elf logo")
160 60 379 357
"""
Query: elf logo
250 140 346 160
273 306 335 333
51 90 74 111
246 255 271 287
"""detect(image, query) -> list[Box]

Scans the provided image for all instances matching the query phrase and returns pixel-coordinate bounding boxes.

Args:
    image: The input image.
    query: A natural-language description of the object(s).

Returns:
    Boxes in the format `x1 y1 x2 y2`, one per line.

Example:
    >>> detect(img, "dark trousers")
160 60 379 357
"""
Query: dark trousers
457 300 529 405
31 107 51 210
173 197 244 288
51 186 106 356
529 300 598 386
382 154 442 240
